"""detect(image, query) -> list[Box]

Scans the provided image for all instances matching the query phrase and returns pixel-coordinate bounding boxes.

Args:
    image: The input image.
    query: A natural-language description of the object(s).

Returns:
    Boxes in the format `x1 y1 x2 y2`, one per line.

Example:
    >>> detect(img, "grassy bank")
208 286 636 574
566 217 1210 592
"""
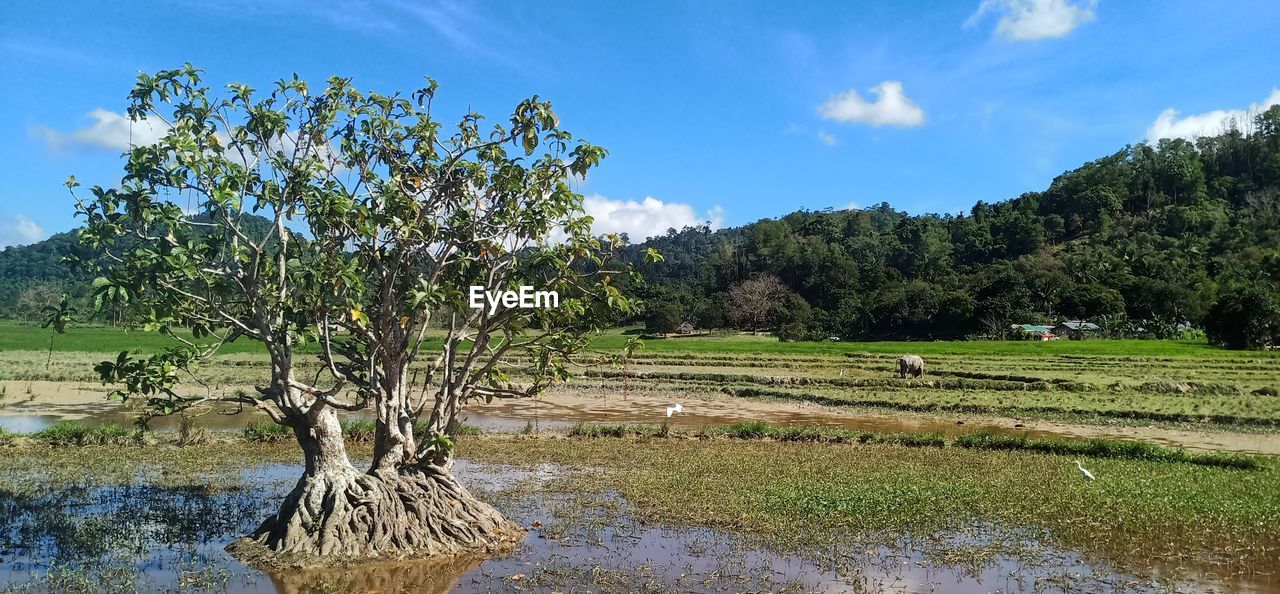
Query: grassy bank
566 420 1263 469
461 434 1280 575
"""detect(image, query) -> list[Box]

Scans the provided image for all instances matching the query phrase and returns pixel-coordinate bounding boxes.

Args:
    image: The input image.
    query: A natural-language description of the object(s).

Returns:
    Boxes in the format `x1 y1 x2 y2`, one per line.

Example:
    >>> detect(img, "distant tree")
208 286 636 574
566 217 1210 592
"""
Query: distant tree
71 65 641 563
645 303 683 334
775 322 807 342
1204 284 1280 349
689 295 728 329
728 274 788 332
13 283 65 321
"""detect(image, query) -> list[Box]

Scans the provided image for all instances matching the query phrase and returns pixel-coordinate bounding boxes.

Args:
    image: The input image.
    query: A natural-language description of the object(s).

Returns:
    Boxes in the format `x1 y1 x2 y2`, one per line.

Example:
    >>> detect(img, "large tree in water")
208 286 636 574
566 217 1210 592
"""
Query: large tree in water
70 65 646 563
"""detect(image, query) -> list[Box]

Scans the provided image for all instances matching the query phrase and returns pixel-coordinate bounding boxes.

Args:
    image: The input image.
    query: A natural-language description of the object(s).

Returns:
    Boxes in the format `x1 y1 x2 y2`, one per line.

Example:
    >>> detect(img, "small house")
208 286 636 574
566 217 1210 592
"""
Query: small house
1054 320 1100 340
676 321 696 335
1011 324 1057 341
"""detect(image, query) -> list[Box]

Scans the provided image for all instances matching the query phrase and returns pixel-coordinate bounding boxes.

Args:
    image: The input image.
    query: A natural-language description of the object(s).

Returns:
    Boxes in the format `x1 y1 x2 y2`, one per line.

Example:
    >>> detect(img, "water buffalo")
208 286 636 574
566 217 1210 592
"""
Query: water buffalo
898 355 924 379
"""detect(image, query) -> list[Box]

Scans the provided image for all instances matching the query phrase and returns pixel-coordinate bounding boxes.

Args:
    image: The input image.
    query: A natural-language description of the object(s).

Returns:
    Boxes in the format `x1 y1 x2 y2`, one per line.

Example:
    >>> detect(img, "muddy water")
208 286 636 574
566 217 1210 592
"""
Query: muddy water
4 379 1280 454
0 459 1267 593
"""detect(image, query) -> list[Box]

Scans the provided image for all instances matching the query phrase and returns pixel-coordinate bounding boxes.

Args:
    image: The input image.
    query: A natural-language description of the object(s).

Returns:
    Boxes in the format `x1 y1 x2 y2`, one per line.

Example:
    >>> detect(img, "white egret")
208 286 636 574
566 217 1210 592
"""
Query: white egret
1074 460 1096 481
666 403 684 417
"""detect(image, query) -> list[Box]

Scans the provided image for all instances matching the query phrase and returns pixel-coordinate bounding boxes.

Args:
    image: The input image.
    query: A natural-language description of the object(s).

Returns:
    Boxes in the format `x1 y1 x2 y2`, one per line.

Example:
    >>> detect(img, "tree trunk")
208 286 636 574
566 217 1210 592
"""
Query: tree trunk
228 408 522 566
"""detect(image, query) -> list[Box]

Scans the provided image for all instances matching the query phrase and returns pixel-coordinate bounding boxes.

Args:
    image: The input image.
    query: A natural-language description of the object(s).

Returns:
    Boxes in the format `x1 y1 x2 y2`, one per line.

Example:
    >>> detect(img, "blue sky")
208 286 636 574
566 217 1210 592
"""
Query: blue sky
2 0 1279 246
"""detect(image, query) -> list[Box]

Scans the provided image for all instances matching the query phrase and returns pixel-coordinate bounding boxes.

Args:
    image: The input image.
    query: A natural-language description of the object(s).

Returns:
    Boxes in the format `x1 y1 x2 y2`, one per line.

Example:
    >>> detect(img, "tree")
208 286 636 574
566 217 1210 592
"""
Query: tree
644 302 682 334
1204 284 1280 349
728 274 788 332
70 65 642 563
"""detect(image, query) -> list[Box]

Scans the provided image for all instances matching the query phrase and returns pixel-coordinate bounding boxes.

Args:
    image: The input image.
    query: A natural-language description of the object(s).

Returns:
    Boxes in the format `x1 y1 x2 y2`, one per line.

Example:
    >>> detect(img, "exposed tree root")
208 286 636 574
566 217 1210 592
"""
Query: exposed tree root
228 464 523 568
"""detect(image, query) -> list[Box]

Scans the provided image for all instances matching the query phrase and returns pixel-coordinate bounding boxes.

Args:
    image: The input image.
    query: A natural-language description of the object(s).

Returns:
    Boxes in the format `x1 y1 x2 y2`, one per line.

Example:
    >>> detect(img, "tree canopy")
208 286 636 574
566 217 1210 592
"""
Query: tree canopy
67 65 644 562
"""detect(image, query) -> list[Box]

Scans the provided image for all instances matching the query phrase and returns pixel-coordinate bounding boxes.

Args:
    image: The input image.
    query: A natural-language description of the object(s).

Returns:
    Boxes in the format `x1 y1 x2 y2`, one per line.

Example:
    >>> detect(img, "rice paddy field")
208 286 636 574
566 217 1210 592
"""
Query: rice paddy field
2 322 1280 592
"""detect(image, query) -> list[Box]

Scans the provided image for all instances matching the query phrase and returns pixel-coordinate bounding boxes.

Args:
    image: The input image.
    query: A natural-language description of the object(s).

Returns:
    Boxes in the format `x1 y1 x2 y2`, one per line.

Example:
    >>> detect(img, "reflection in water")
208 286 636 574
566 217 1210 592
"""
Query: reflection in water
268 556 483 594
0 458 1273 593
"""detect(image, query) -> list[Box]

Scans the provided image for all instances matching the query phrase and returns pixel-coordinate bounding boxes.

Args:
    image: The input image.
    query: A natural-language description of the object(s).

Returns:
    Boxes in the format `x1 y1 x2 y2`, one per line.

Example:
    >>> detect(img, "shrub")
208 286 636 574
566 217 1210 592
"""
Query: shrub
1205 284 1280 350
568 423 661 438
645 303 683 335
775 322 808 342
176 415 211 446
32 421 139 446
719 420 771 439
341 419 377 442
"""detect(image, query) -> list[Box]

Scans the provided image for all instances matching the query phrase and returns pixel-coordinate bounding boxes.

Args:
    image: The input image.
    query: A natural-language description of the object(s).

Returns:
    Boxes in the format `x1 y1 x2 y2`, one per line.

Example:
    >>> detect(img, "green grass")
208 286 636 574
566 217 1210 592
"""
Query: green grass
464 435 1280 572
589 326 1274 358
0 321 275 354
952 433 1260 469
0 432 1274 579
29 421 141 445
568 421 1261 469
7 320 1276 359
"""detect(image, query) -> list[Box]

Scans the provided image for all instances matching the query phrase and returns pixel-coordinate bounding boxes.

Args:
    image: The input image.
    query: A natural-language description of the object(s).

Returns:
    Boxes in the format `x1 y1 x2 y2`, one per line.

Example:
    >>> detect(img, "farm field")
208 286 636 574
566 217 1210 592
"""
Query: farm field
2 323 1280 592
3 323 1279 441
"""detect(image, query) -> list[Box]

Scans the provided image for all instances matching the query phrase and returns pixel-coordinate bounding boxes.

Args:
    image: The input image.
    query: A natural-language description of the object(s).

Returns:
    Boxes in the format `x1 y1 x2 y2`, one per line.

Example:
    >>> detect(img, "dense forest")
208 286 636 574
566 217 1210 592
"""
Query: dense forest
622 107 1280 348
4 107 1280 348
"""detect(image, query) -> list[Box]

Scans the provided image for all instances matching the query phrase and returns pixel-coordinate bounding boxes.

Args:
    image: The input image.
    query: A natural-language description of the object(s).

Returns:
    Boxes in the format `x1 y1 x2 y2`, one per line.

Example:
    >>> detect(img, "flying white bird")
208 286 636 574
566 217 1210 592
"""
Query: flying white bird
1074 460 1096 481
666 403 684 417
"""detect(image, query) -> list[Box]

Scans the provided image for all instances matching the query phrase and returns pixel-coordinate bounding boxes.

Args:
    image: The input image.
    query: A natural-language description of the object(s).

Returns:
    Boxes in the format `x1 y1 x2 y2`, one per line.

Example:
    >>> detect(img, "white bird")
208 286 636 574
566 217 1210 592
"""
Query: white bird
665 403 684 417
1074 460 1096 481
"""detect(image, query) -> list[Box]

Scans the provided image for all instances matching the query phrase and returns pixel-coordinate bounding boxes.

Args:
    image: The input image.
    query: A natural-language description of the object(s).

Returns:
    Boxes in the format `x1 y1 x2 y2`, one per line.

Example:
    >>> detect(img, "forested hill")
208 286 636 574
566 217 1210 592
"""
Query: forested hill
624 106 1280 347
4 108 1280 347
0 230 93 321
0 212 278 322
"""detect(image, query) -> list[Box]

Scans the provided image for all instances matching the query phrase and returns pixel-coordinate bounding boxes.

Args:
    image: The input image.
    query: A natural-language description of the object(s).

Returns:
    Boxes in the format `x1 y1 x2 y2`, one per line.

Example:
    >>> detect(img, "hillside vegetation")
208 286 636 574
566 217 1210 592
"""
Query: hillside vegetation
5 109 1280 347
625 108 1280 347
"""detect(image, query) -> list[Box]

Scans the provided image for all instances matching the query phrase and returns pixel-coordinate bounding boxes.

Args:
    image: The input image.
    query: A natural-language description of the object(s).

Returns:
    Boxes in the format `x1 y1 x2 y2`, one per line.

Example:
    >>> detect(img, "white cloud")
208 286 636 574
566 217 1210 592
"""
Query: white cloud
1145 89 1280 143
31 109 170 152
840 201 862 211
818 81 925 128
31 109 347 176
0 215 46 248
817 131 838 145
966 0 1096 41
583 195 724 241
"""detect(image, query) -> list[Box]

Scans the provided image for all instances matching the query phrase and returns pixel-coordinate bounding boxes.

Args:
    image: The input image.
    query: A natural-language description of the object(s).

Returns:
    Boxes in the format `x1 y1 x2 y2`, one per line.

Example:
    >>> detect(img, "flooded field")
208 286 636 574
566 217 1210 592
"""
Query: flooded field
0 450 1265 594
3 339 1279 593
4 378 1280 455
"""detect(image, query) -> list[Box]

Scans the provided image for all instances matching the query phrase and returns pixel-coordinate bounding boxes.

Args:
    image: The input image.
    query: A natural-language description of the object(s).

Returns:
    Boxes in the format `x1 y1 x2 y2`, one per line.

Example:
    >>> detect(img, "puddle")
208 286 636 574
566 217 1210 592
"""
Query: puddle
0 458 1273 593
0 415 61 433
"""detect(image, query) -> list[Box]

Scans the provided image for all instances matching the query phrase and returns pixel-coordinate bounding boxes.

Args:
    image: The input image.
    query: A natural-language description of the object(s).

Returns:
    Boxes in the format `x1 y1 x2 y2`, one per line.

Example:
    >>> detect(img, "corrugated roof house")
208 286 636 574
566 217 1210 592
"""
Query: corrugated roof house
1054 320 1100 339
1011 324 1057 340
